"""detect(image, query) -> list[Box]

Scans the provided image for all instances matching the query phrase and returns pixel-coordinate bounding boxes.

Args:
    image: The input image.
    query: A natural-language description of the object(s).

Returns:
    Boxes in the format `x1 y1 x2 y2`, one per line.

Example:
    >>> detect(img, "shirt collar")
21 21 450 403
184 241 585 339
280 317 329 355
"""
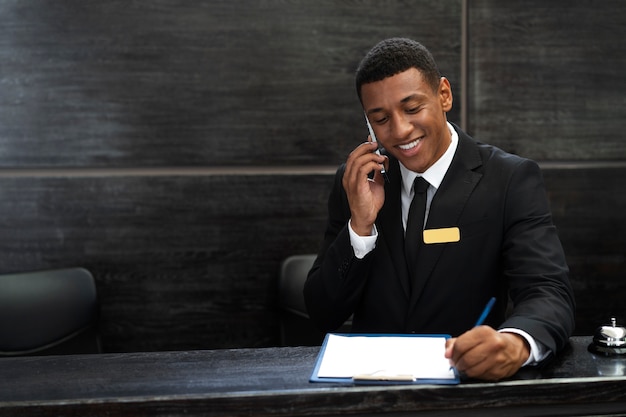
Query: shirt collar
400 122 459 194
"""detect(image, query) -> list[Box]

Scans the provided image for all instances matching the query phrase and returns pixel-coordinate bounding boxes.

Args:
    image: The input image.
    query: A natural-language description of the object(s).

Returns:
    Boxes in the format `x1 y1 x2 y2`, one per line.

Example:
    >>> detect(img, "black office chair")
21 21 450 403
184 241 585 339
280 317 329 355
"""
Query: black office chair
278 254 351 346
0 267 101 356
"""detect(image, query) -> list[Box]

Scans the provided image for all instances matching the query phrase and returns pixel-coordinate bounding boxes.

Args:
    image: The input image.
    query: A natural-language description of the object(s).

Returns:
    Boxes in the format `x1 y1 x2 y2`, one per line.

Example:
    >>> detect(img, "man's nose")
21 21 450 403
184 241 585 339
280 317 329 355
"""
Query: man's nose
389 114 413 139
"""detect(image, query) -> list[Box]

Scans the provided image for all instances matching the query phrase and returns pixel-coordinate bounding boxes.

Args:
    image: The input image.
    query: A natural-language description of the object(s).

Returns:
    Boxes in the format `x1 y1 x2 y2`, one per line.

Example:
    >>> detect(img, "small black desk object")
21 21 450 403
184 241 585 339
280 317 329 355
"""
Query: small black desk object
1 336 626 416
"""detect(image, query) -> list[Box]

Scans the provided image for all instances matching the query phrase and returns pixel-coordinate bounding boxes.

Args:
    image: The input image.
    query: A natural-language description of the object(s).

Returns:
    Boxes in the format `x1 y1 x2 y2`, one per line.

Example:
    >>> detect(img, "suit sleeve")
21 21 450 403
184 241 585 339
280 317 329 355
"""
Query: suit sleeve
303 165 374 332
499 159 576 354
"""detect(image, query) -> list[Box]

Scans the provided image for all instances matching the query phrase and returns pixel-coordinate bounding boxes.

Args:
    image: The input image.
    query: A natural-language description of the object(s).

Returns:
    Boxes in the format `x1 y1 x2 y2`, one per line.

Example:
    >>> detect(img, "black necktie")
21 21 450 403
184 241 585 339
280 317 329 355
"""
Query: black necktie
405 176 430 276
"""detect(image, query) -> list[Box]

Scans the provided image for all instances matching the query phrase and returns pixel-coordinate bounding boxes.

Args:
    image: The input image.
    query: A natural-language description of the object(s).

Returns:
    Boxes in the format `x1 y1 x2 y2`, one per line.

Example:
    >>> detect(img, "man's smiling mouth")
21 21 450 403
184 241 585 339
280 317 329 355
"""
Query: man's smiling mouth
397 137 422 151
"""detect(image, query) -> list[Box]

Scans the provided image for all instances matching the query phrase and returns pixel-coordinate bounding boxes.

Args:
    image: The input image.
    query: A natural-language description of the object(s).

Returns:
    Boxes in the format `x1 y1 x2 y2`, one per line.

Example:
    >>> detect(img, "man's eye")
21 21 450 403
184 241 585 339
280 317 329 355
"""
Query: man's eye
407 107 420 113
374 117 387 124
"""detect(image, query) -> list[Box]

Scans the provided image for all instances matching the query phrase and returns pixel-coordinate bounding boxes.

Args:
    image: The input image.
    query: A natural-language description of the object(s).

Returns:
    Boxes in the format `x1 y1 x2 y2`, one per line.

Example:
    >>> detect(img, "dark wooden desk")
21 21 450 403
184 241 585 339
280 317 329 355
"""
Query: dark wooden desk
1 336 626 416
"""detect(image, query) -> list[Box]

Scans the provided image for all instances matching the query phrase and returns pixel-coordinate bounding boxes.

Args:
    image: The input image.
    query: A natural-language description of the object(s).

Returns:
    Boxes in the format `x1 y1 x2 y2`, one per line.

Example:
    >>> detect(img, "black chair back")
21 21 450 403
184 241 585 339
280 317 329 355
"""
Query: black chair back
0 267 100 356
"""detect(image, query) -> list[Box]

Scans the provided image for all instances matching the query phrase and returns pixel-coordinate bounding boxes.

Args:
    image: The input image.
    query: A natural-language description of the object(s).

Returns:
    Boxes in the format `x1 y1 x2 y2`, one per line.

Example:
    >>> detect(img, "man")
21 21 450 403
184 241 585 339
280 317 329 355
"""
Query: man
303 38 575 381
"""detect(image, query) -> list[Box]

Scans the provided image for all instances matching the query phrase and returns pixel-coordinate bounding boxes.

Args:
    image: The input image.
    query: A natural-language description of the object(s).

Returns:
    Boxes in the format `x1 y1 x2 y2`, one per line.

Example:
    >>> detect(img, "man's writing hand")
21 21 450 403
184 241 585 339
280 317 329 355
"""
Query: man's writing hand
342 140 388 236
444 326 530 381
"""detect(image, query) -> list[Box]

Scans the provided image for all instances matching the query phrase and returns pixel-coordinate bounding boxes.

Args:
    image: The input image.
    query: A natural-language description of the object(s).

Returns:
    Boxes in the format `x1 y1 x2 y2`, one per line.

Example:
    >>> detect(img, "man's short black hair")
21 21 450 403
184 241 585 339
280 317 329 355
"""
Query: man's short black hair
355 38 441 102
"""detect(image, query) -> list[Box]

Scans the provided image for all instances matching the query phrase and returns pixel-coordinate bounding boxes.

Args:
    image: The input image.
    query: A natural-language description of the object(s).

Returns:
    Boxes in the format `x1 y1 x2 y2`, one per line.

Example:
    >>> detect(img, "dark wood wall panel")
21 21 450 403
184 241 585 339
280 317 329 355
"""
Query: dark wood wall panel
0 0 623 353
542 165 626 334
0 172 333 352
468 0 626 161
0 0 461 168
0 0 463 352
0 167 622 352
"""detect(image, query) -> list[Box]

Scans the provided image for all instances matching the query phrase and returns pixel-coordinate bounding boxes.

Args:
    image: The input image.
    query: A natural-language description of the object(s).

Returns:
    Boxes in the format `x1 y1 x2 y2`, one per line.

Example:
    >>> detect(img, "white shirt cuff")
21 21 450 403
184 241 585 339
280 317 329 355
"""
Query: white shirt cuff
347 219 377 259
499 328 550 366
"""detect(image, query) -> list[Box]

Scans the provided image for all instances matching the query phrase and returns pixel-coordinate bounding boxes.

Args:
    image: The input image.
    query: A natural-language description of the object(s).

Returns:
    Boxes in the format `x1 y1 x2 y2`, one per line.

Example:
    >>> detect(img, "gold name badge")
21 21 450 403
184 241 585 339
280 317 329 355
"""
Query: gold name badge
423 227 461 244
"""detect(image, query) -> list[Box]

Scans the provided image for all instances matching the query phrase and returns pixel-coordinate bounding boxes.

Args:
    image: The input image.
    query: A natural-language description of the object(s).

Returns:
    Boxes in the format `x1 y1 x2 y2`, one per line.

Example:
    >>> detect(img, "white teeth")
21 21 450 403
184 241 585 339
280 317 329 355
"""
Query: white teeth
398 138 421 151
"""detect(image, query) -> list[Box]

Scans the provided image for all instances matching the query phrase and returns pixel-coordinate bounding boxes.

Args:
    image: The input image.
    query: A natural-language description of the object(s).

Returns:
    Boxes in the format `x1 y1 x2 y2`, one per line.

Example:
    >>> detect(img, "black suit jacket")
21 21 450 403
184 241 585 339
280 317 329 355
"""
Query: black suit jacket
304 125 575 355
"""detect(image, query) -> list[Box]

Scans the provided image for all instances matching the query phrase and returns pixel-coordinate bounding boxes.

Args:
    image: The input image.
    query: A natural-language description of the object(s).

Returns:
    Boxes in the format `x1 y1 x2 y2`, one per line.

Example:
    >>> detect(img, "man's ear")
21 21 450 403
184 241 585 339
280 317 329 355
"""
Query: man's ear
439 77 453 112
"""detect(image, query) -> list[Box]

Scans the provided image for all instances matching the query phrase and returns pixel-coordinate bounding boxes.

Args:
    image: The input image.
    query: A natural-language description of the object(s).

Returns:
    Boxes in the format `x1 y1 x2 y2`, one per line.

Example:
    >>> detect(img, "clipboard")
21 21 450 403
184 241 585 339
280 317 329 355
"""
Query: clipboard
309 333 460 385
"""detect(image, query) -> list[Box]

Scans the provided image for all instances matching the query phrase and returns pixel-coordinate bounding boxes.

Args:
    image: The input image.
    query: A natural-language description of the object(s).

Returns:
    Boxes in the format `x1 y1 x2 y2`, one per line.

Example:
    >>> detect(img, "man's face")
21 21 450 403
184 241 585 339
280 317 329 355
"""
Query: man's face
361 68 453 174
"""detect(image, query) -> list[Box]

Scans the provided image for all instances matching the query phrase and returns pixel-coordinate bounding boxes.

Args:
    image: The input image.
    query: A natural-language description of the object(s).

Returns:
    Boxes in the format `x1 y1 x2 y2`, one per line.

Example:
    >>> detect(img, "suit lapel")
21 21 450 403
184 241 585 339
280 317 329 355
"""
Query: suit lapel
408 131 484 310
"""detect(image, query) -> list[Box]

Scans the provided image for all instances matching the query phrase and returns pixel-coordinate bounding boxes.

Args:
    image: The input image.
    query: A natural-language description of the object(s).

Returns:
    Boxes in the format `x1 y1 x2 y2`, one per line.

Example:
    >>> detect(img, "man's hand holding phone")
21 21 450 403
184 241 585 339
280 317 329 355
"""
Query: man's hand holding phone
342 140 388 237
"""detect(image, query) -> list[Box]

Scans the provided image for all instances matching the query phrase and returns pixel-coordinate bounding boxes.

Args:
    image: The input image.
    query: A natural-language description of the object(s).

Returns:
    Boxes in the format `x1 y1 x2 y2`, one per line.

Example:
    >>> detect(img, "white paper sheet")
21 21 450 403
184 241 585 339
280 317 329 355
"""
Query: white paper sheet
316 334 455 380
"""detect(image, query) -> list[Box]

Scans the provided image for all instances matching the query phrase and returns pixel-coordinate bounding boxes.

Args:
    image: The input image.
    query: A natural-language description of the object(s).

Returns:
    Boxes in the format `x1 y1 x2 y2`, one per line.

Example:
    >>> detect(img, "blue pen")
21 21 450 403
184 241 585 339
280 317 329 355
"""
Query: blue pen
474 297 496 327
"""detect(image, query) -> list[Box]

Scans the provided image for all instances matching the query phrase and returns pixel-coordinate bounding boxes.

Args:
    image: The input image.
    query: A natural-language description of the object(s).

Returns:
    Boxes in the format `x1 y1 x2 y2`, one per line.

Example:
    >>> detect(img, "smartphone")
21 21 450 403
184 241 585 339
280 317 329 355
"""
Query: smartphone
364 113 389 183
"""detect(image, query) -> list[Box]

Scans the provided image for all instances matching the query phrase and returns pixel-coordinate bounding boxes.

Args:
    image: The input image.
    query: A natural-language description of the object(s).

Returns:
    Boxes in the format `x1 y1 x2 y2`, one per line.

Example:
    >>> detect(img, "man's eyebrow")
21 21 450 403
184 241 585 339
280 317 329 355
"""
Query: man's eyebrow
365 107 384 116
401 93 427 103
366 94 428 115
